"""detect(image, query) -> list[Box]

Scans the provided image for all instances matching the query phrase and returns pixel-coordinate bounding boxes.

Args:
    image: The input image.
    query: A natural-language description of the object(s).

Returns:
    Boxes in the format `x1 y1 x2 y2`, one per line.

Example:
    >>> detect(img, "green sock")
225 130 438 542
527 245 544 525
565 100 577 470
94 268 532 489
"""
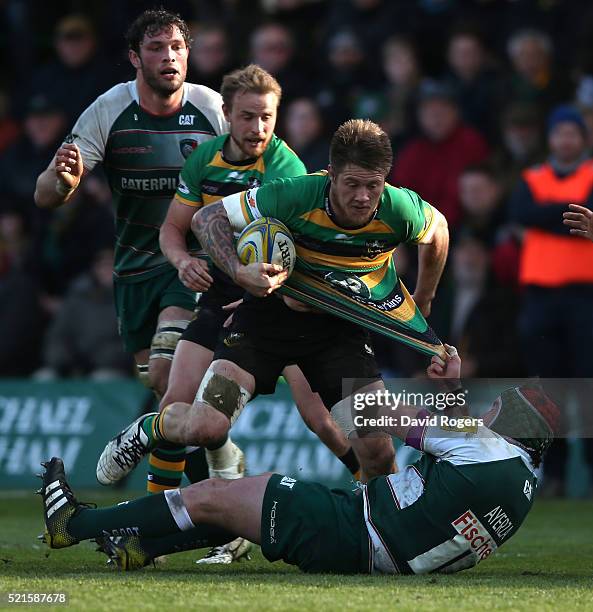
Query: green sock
68 490 189 541
140 526 235 559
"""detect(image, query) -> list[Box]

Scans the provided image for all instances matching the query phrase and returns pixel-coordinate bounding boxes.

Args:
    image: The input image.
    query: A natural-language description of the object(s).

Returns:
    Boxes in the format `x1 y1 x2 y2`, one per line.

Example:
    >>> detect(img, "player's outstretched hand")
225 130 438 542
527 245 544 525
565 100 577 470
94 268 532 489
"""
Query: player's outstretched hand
236 262 288 297
55 143 84 190
563 203 593 241
177 257 213 291
427 344 461 380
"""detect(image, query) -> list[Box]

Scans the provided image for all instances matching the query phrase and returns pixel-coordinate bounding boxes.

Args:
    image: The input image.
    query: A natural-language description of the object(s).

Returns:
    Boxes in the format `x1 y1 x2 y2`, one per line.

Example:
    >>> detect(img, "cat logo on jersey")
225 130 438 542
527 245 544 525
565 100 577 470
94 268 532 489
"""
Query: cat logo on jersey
180 138 198 159
324 271 371 299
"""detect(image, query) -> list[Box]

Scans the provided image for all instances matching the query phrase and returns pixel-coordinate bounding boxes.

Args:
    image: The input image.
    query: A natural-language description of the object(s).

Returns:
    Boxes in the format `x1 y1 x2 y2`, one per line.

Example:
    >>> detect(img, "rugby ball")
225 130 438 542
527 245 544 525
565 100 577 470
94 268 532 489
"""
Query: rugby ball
236 217 296 275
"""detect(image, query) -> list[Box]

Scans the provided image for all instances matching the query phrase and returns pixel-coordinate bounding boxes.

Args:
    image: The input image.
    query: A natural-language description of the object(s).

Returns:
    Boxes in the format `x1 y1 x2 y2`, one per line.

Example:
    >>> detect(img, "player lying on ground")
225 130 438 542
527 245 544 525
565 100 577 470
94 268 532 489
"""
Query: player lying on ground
96 119 449 488
39 346 559 574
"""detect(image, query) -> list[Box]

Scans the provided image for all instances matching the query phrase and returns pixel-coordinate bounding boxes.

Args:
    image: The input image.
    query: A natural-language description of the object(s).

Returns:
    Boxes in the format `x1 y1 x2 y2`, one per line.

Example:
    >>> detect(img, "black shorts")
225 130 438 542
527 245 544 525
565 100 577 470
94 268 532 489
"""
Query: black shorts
213 296 381 407
181 277 244 352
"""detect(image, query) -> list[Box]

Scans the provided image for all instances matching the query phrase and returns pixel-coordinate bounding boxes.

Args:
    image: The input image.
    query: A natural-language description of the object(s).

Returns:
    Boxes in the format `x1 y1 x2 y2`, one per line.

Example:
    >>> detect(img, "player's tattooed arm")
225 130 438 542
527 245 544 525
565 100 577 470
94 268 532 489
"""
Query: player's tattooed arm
191 202 241 280
192 202 287 297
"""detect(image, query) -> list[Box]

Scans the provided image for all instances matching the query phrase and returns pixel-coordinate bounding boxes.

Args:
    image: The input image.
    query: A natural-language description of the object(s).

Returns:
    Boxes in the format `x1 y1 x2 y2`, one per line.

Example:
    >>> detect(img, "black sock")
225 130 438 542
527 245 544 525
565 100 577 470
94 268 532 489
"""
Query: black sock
184 448 210 484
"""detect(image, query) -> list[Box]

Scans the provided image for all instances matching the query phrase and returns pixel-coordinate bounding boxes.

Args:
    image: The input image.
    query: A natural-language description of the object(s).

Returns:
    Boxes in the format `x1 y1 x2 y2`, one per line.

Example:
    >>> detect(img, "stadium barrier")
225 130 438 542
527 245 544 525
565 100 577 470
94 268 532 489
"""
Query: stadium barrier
0 379 352 490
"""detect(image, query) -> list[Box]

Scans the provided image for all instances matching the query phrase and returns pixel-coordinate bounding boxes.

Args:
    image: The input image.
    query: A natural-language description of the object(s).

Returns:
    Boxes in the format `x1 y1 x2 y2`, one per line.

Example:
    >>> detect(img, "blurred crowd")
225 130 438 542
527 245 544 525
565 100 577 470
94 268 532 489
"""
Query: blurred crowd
2 0 593 483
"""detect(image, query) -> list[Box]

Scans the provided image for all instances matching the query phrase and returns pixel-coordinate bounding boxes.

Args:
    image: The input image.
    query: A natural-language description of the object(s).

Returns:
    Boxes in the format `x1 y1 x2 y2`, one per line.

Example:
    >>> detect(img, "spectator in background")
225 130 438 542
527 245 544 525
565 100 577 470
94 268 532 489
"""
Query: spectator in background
391 80 489 227
458 163 504 243
250 22 309 106
509 104 593 496
26 15 118 126
284 98 329 172
494 103 545 193
0 90 20 154
0 95 67 220
35 248 133 380
505 28 573 114
187 24 234 92
31 181 114 308
429 232 524 379
354 36 421 153
445 27 501 142
317 30 375 129
326 0 411 59
0 207 46 376
459 163 522 288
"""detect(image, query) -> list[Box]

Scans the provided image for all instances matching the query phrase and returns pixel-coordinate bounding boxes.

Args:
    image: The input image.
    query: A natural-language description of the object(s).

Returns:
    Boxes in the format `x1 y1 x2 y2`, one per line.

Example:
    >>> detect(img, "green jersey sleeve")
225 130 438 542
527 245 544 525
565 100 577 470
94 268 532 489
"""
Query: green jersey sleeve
382 186 436 244
175 146 206 208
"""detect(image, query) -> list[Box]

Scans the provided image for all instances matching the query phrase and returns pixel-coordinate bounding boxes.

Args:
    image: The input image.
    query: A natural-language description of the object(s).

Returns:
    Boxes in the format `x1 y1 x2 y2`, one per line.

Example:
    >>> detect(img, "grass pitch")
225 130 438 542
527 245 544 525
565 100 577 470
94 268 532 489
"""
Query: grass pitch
1 492 592 611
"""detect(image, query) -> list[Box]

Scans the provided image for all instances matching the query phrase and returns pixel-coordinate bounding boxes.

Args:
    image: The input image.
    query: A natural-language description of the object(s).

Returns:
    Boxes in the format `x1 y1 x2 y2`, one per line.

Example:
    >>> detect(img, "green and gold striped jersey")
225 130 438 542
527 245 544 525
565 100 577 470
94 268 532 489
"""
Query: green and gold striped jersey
173 133 306 300
174 133 306 209
222 171 436 301
68 80 227 282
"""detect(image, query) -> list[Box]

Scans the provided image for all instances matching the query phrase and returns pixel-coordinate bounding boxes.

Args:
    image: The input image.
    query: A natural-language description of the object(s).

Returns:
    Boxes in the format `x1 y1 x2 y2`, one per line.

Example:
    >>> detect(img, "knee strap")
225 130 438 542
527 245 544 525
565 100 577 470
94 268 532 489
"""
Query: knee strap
150 320 190 361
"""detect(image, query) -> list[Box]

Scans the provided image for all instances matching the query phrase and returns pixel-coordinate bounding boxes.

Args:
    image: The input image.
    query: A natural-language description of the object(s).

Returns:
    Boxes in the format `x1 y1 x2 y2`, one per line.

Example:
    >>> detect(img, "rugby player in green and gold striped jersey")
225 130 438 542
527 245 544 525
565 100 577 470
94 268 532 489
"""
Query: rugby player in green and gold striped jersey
152 68 363 560
96 119 449 494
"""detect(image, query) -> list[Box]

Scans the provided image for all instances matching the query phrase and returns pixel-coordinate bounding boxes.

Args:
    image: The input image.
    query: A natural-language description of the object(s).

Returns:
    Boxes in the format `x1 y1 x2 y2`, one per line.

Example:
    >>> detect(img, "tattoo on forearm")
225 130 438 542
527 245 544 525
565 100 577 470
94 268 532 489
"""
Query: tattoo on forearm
192 204 239 279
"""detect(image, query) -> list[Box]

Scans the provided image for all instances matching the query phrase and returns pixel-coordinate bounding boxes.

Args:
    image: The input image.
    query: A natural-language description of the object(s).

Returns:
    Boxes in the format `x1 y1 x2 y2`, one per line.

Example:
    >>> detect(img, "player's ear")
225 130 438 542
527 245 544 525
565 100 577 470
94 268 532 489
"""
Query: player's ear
129 49 141 70
222 103 231 123
328 164 335 182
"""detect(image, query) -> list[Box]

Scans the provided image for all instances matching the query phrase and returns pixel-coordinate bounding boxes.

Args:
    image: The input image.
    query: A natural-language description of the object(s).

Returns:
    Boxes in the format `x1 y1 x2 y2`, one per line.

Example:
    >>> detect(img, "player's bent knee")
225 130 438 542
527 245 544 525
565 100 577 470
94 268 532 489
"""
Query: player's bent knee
195 365 252 426
187 411 229 448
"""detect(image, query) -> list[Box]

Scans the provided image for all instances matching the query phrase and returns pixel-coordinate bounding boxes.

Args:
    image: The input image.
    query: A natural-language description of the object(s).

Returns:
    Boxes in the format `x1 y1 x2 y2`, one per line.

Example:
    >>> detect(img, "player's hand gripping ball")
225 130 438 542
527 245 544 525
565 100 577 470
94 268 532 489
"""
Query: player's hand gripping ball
236 217 296 275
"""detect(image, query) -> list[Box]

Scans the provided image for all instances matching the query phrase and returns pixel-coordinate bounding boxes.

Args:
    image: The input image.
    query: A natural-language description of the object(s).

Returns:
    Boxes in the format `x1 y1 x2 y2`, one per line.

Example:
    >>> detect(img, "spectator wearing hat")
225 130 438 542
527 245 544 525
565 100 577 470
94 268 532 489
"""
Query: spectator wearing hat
391 79 489 227
25 15 119 125
0 95 67 220
509 104 593 495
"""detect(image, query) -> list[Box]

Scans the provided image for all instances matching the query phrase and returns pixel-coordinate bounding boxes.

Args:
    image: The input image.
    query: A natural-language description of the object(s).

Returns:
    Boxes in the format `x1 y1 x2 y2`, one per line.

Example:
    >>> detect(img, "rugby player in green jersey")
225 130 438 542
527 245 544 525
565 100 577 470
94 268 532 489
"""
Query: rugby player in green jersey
34 9 226 401
95 118 449 486
40 345 560 574
107 64 360 564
